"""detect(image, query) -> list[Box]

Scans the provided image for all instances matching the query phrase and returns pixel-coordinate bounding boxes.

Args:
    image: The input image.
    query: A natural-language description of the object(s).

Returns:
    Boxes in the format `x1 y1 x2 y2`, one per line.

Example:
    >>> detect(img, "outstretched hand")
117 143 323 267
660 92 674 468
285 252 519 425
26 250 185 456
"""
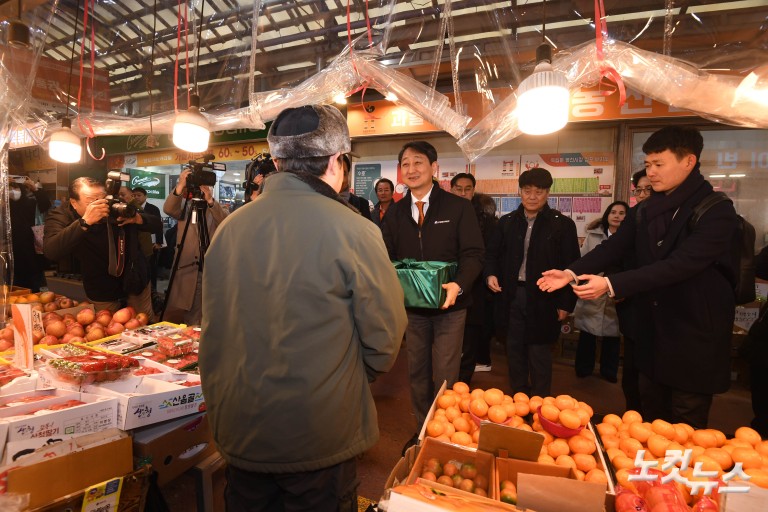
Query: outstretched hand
536 270 571 293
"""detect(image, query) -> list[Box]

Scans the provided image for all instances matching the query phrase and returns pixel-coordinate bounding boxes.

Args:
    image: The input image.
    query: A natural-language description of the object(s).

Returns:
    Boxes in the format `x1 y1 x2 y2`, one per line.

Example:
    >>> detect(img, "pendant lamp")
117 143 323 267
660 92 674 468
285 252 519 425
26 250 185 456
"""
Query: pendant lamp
50 0 82 164
173 93 210 153
7 1 30 49
516 0 570 136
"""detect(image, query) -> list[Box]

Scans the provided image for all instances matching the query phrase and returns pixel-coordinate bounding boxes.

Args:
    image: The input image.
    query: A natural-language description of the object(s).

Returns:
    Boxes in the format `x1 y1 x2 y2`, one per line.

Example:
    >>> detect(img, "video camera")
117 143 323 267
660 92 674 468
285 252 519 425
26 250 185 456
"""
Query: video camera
243 152 276 200
104 171 137 219
185 154 225 199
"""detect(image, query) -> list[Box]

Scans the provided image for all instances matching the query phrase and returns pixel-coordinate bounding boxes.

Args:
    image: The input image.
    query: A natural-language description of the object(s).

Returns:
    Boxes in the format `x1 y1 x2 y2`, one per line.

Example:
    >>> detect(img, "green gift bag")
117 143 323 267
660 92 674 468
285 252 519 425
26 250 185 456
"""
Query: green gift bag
393 259 458 309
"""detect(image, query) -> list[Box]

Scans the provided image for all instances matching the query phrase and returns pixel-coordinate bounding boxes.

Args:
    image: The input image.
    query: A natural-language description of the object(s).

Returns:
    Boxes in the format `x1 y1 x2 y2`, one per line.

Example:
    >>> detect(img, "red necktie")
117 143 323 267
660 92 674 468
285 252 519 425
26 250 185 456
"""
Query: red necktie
416 201 425 226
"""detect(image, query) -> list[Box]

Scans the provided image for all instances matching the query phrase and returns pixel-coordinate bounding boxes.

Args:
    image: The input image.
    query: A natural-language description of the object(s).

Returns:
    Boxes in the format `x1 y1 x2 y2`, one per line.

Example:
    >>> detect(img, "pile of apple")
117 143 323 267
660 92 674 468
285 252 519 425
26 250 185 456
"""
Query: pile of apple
36 306 150 347
3 291 78 311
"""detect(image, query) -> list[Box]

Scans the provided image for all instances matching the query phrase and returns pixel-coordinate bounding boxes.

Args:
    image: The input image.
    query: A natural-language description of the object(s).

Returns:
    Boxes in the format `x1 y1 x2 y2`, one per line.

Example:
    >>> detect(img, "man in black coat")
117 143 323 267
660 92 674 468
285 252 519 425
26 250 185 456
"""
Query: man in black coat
382 141 484 448
9 177 51 291
132 187 164 293
538 126 739 428
485 168 580 398
44 177 162 317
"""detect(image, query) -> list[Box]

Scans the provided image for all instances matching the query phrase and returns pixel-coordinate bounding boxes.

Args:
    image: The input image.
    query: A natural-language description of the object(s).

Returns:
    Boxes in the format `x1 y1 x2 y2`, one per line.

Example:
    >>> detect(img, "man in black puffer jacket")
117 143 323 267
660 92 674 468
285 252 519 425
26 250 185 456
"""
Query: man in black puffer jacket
382 141 484 449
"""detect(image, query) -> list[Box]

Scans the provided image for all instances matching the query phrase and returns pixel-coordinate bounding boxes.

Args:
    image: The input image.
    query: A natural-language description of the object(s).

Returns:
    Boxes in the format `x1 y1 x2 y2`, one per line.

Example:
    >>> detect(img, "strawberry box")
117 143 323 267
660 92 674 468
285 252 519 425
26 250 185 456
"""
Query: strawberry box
44 353 140 385
156 334 196 357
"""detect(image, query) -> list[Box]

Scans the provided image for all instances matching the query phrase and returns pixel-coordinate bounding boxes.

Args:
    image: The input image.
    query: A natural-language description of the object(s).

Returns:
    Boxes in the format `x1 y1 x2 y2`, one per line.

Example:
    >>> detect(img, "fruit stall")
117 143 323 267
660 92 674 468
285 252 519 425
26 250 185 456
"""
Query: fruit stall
0 293 212 511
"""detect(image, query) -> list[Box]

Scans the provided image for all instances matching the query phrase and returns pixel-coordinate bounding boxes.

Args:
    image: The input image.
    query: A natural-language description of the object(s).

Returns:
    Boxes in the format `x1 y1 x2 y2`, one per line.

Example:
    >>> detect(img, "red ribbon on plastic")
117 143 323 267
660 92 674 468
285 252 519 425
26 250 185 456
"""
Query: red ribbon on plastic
75 0 105 160
595 0 626 106
346 0 376 113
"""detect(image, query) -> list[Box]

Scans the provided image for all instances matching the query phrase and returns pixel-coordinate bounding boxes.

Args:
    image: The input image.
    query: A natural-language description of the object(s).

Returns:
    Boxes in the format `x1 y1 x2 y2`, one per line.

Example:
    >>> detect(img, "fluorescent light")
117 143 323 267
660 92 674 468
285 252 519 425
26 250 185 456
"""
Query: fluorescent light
709 174 727 178
729 174 746 178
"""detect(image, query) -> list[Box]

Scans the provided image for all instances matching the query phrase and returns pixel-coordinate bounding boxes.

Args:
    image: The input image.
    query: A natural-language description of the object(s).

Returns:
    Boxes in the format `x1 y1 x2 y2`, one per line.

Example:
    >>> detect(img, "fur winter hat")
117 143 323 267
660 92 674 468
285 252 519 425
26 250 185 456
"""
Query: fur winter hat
268 105 351 159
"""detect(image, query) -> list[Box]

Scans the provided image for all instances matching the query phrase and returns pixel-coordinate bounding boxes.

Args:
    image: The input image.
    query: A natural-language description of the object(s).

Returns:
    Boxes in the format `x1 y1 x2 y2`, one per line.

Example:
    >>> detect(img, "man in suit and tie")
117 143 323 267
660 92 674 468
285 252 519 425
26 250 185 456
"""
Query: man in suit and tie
132 187 164 295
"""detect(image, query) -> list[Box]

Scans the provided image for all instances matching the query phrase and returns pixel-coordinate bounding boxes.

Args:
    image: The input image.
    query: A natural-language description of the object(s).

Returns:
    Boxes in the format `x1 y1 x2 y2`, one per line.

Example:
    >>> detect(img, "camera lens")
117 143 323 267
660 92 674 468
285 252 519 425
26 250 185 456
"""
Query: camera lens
110 202 137 218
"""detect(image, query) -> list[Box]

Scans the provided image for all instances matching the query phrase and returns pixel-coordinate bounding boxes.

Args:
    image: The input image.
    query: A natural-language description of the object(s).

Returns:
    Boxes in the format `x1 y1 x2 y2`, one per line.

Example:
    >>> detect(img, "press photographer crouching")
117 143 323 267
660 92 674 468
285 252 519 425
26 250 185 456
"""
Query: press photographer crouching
43 175 162 318
162 157 228 325
243 152 277 203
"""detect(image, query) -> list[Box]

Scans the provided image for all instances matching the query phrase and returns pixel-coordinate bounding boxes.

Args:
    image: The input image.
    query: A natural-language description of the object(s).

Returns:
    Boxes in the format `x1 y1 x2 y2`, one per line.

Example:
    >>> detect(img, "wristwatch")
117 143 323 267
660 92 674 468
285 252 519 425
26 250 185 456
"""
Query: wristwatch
78 218 90 230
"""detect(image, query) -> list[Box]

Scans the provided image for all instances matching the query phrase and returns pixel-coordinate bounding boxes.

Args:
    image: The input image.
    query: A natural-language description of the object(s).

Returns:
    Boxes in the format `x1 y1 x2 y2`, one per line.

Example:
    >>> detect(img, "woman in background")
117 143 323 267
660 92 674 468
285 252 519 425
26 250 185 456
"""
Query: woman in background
574 201 630 382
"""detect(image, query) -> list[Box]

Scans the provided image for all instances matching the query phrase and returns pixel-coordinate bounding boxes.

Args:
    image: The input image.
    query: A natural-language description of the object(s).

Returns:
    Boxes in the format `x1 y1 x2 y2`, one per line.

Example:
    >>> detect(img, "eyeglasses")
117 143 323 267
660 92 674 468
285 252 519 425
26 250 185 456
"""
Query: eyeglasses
633 186 653 196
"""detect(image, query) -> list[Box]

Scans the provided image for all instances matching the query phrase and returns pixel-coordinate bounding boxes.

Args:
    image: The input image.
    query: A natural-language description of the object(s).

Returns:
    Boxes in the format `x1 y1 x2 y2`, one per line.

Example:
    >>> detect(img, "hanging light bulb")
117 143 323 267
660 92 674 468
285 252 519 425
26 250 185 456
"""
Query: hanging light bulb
7 1 30 49
49 118 82 163
516 43 570 135
173 94 210 153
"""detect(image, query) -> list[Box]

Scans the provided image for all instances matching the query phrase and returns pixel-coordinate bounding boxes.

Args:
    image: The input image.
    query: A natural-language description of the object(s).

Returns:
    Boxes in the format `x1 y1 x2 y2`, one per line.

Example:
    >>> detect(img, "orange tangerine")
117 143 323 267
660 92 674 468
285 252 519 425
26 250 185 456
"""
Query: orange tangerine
437 394 456 409
689 445 706 460
622 410 643 424
470 399 489 418
612 454 635 470
647 434 671 458
556 454 577 469
453 416 471 434
615 469 637 493
452 381 470 394
510 415 524 428
426 420 445 437
744 468 768 488
577 401 594 418
513 392 530 403
538 454 556 465
434 408 447 419
443 422 456 437
580 428 596 441
542 396 555 406
602 435 620 450
459 396 472 413
735 426 762 447
597 423 618 438
575 408 591 427
502 394 514 404
541 431 554 445
541 404 560 422
472 429 481 444
470 388 486 401
436 434 451 443
559 409 582 430
569 435 596 455
529 396 544 411
548 438 570 458
532 421 543 432
573 453 597 473
619 437 643 459
585 468 608 484
603 414 623 429
711 429 727 447
691 454 723 476
555 395 576 411
756 440 768 457
704 447 733 471
731 447 763 470
487 405 508 424
484 388 505 406
503 402 517 418
514 402 531 417
517 423 533 432
451 431 472 446
651 419 676 440
445 406 462 422
606 447 623 461
726 438 753 450
692 429 718 449
629 422 653 443
672 424 689 444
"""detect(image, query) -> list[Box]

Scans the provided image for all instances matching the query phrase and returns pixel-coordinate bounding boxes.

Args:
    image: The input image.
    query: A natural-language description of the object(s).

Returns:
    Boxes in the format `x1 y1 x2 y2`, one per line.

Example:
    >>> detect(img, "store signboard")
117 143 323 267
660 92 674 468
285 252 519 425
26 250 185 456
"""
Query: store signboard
96 128 270 155
128 169 166 199
352 163 381 205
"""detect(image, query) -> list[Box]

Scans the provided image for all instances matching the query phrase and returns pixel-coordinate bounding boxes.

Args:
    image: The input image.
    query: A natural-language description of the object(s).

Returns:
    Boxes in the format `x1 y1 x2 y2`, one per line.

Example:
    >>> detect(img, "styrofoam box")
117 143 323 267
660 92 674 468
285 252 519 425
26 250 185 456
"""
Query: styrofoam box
0 388 118 464
83 373 204 430
0 370 38 397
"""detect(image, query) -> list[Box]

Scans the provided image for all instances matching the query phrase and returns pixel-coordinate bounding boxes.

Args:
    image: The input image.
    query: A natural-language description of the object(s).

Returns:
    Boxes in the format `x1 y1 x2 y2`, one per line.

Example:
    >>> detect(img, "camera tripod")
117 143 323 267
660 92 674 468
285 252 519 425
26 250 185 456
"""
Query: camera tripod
159 195 211 321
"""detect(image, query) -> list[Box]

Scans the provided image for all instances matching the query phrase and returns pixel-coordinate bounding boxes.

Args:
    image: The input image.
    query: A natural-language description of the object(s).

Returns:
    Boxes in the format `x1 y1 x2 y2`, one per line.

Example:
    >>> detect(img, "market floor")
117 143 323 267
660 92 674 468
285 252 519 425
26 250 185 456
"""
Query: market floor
159 338 754 510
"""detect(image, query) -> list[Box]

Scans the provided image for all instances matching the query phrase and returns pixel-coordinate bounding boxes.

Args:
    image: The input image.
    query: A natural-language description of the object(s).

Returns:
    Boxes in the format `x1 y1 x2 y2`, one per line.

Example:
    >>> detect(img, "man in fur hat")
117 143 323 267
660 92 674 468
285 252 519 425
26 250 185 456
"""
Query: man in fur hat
200 104 407 510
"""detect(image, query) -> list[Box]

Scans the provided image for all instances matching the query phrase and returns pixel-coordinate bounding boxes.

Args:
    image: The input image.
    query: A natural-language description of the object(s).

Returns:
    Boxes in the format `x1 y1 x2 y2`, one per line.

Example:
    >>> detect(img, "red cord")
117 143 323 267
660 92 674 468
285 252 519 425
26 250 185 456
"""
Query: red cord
184 1 190 107
175 0 181 113
594 0 626 106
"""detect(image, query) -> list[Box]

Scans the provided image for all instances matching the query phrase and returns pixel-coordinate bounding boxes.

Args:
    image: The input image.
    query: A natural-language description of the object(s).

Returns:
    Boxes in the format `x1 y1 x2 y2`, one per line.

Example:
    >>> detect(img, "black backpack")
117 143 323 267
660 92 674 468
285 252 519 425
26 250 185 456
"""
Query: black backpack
689 192 756 305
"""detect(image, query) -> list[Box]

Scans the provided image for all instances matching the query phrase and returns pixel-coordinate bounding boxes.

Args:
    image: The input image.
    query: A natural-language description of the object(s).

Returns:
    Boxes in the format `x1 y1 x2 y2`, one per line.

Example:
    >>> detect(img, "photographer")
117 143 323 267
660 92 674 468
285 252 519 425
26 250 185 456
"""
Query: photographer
163 168 228 324
243 153 277 203
43 177 161 316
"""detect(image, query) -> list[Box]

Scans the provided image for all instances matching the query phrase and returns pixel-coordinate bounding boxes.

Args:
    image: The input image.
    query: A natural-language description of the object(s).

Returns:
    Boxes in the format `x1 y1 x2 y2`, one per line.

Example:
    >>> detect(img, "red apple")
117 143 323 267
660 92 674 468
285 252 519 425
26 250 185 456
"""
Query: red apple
45 320 67 338
31 328 44 344
44 302 59 312
105 322 125 336
73 300 79 306
39 291 56 304
62 318 76 327
30 303 44 313
0 327 14 342
62 313 76 322
112 307 132 325
43 312 63 323
124 318 141 330
76 308 95 326
68 336 86 344
66 324 85 337
60 333 75 344
95 310 113 327
40 335 59 345
85 327 106 342
125 306 137 318
0 340 13 351
57 297 73 309
135 312 149 326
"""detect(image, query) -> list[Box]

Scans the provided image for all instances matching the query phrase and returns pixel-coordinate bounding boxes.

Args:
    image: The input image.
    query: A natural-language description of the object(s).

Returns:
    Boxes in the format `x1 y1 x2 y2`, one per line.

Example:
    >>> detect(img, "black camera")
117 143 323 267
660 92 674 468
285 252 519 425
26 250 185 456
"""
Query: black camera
185 154 224 198
243 152 276 201
104 171 137 219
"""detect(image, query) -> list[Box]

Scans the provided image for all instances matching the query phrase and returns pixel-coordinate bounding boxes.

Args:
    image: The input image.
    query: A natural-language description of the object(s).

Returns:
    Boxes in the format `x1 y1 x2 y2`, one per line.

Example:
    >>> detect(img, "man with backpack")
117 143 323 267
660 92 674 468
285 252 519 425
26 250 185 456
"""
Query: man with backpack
537 126 740 429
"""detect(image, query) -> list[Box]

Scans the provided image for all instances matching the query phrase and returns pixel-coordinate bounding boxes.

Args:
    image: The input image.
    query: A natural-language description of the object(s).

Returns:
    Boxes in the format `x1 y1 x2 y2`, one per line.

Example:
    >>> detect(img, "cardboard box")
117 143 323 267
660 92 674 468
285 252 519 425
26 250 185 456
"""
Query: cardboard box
4 429 133 510
133 412 217 486
83 373 204 429
719 480 768 512
0 286 31 301
387 480 521 511
0 389 118 464
406 436 496 498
